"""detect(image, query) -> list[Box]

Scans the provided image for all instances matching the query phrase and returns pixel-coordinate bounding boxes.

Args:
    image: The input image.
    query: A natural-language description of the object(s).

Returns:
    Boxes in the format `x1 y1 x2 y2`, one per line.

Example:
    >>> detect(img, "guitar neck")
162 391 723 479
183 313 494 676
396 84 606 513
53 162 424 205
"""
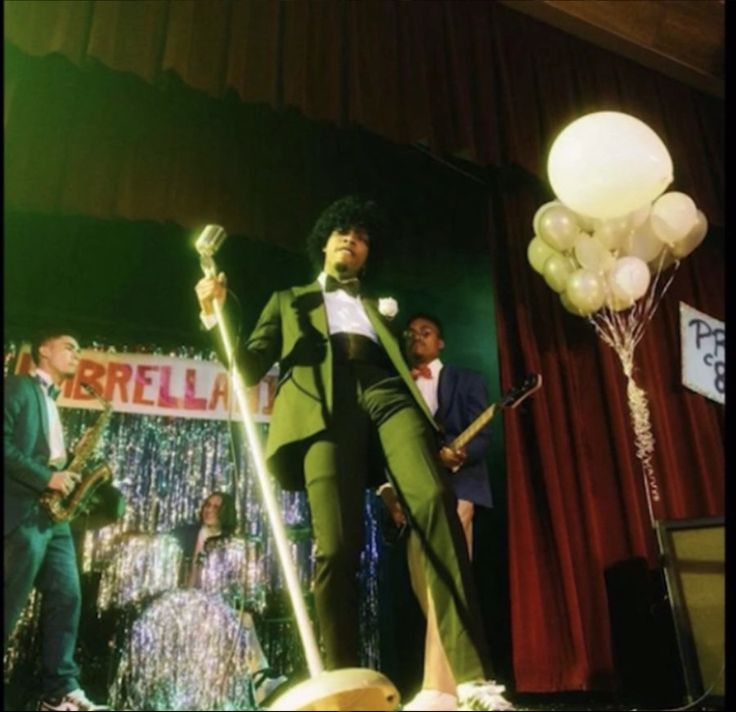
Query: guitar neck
446 374 541 453
450 403 497 451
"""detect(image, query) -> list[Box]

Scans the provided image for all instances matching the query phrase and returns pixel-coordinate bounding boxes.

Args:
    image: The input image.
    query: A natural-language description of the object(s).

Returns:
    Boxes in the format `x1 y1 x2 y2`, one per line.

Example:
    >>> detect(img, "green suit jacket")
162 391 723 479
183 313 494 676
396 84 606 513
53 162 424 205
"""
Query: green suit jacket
234 280 437 491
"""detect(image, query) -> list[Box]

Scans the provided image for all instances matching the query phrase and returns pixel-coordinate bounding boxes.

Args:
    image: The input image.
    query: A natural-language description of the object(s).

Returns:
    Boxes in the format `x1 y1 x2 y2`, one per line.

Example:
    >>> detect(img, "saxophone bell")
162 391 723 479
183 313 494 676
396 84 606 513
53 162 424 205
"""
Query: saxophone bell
40 383 114 523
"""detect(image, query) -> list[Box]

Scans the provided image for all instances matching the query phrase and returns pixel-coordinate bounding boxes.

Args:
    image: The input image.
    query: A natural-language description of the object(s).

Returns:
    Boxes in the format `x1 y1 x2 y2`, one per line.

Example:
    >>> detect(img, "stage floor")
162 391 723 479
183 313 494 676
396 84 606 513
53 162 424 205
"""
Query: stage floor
508 692 724 711
4 683 725 712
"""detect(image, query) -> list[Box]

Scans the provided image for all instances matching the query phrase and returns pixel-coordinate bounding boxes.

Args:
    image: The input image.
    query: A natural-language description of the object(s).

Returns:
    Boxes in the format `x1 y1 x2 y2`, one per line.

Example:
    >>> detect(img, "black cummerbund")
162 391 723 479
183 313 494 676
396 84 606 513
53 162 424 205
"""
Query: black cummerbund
330 333 393 369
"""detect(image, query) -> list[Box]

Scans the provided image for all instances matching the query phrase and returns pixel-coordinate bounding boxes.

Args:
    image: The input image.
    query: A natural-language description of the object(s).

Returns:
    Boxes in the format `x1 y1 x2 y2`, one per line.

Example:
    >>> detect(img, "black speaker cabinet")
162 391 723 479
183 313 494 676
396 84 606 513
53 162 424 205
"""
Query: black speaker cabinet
604 557 684 702
656 517 725 701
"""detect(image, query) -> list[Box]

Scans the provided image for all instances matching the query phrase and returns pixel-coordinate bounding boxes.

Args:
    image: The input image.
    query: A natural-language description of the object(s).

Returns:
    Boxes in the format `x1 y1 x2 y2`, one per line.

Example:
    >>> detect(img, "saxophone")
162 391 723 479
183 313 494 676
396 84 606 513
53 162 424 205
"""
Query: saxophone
40 383 114 523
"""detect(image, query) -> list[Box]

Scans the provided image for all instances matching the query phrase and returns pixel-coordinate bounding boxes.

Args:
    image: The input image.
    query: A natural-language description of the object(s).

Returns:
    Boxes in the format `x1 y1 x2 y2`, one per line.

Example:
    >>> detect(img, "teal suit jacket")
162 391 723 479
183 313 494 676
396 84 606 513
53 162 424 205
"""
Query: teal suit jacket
234 280 437 491
4 374 58 535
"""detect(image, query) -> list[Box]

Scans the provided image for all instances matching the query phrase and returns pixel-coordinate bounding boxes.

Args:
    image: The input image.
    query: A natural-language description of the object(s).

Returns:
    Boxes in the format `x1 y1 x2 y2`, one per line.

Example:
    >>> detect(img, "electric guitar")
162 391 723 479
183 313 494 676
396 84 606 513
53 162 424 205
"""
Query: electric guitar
448 373 543 456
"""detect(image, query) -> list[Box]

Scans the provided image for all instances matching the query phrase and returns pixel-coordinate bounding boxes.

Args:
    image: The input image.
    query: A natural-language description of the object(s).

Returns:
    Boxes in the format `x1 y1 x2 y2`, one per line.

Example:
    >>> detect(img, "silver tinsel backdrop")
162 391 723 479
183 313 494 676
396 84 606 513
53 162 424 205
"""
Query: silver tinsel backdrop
3 341 385 708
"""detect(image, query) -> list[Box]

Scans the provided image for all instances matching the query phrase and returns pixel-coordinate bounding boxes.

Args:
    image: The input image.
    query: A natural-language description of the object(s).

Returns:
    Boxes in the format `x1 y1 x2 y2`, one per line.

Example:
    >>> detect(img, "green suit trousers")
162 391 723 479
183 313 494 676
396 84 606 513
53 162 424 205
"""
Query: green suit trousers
303 358 492 683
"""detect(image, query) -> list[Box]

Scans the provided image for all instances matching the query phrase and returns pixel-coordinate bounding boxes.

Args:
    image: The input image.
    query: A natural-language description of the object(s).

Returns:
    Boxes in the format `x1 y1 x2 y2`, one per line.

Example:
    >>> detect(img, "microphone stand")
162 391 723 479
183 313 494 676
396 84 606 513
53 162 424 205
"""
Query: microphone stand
198 252 399 711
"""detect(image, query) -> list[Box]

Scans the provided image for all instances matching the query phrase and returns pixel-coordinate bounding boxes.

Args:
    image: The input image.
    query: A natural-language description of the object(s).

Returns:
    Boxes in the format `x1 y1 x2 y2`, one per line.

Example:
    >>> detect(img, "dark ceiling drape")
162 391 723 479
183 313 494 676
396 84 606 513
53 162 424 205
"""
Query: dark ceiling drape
4 0 724 696
5 0 723 238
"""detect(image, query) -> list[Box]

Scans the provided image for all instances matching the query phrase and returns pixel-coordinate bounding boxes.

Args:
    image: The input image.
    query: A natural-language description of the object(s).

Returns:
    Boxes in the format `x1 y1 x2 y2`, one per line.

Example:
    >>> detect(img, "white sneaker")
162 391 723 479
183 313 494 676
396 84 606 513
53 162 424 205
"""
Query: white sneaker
403 688 459 711
38 688 110 711
457 680 514 711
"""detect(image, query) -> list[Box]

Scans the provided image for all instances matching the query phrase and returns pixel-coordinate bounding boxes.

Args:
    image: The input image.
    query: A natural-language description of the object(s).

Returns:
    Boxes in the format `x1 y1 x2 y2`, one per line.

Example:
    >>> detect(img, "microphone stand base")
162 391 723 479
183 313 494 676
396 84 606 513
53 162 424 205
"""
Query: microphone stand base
266 667 400 711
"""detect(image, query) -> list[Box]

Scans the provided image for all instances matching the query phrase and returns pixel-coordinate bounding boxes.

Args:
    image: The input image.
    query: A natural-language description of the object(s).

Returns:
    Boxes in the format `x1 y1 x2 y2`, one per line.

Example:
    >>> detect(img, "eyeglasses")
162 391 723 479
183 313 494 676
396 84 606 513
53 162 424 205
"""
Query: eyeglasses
402 327 438 341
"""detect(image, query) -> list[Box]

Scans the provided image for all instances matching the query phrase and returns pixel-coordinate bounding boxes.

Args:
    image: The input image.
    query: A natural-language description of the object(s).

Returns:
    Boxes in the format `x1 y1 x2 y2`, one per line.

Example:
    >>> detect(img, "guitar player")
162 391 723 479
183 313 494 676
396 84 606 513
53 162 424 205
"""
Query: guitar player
379 312 511 712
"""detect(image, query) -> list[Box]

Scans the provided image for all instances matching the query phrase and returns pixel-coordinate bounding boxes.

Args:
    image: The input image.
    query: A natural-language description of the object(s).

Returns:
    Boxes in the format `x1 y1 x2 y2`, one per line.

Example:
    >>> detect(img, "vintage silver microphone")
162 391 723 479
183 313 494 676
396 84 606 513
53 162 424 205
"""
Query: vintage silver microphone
194 226 399 711
195 224 227 277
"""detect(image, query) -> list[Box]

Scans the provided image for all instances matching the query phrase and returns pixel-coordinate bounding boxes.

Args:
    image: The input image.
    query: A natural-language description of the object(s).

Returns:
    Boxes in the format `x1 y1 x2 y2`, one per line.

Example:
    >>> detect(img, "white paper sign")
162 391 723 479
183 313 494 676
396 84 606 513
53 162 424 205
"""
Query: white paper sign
680 302 725 404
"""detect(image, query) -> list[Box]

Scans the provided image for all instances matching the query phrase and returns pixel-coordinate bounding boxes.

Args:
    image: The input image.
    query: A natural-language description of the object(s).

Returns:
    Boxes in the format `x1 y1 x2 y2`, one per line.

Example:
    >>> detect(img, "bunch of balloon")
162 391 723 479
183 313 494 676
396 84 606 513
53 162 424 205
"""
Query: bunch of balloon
527 112 709 526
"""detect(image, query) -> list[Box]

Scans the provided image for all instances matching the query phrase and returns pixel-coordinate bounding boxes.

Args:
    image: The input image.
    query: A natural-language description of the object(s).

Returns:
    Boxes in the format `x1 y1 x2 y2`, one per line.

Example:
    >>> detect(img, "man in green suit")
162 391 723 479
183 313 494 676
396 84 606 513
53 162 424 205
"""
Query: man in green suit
195 196 494 690
4 331 109 711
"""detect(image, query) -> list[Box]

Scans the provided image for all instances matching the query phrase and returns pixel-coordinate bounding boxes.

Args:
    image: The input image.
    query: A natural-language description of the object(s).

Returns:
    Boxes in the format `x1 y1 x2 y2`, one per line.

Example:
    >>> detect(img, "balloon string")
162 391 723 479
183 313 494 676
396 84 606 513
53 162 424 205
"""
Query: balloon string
624 367 659 527
586 258 680 527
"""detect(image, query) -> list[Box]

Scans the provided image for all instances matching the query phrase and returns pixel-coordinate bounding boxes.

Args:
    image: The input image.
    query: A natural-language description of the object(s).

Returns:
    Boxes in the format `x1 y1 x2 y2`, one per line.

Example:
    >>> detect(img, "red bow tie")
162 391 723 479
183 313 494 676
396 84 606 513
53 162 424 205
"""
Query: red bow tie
410 364 432 380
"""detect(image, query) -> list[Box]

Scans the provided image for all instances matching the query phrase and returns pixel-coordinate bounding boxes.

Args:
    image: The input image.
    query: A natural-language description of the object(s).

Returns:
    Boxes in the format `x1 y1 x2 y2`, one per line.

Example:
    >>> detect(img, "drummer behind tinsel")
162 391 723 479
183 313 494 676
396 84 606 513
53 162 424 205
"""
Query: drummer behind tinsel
170 491 287 703
4 330 110 711
171 490 237 587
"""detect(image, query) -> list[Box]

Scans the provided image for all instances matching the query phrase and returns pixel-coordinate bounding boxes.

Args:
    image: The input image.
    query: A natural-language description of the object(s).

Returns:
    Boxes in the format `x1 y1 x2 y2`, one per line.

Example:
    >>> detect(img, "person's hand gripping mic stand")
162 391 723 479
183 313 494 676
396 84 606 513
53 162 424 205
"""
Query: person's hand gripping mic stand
194 226 399 711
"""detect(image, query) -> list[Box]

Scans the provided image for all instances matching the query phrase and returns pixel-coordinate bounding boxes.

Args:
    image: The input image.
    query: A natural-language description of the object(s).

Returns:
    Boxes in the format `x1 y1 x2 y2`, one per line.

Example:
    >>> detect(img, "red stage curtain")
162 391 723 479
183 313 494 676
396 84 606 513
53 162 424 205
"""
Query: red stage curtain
4 0 724 693
488 183 724 691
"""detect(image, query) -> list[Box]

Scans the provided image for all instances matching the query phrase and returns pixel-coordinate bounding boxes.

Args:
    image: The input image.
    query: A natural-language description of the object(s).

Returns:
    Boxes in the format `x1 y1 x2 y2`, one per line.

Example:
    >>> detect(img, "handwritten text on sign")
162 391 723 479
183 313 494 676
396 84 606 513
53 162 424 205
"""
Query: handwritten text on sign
14 345 278 422
680 302 724 405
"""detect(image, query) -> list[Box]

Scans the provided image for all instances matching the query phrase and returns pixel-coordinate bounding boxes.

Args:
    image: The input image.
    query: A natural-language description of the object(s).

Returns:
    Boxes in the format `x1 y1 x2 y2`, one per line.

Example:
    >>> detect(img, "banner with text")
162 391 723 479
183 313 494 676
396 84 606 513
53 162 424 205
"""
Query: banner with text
680 302 725 405
14 344 277 422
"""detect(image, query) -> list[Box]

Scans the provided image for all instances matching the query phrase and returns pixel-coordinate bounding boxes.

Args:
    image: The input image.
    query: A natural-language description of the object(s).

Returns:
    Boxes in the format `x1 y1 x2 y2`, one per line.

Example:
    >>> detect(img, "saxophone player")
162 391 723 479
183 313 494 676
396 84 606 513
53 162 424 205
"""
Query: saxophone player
4 331 110 711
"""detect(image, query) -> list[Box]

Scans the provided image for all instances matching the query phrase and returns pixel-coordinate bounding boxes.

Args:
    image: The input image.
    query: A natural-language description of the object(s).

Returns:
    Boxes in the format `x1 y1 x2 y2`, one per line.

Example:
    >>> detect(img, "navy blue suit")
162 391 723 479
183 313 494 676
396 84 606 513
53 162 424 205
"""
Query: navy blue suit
4 373 82 698
436 364 493 508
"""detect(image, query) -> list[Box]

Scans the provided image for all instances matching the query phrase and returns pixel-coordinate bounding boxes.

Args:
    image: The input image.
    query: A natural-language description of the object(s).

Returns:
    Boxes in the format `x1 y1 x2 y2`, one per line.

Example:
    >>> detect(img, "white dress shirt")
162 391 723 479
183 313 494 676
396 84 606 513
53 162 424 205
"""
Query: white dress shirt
201 273 379 343
316 272 378 343
34 368 67 468
414 358 443 417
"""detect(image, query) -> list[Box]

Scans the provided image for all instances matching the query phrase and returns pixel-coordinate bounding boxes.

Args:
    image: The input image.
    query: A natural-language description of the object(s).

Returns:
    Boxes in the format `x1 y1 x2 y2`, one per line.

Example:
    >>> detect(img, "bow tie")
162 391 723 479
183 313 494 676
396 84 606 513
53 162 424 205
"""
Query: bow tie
35 375 61 401
324 275 360 298
410 364 433 380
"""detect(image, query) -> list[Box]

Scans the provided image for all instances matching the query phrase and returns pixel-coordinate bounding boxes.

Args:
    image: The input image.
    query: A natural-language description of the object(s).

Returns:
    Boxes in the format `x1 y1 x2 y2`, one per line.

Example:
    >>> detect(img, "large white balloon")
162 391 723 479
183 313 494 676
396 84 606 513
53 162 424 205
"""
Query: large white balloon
609 256 651 303
547 111 673 220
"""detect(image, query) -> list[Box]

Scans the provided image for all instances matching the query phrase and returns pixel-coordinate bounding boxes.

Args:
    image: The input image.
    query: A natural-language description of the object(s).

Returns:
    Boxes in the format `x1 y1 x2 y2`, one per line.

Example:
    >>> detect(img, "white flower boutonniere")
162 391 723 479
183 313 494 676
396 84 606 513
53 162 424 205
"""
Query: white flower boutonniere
378 297 399 320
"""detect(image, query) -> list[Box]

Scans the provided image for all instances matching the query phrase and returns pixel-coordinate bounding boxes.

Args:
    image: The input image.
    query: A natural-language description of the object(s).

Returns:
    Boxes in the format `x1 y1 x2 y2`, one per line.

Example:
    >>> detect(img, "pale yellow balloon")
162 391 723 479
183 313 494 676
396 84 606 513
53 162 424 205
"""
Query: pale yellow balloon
593 214 632 252
533 201 562 236
609 256 651 302
621 217 664 263
648 247 678 274
572 211 597 233
547 111 673 219
628 202 652 230
650 191 697 245
605 290 635 312
527 236 559 274
672 210 708 258
560 291 587 317
538 204 581 252
574 234 615 274
565 268 606 314
543 253 575 293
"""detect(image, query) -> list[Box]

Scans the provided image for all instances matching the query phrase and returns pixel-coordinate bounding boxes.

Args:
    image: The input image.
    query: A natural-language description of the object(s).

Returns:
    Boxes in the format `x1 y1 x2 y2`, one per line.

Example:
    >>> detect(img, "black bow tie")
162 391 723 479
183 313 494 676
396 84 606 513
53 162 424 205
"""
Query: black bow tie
35 375 61 401
324 275 360 298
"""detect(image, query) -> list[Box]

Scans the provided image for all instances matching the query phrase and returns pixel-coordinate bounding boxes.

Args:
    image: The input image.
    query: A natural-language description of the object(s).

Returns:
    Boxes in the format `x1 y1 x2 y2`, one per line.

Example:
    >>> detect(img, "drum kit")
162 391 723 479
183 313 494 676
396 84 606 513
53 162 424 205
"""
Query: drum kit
98 532 266 613
100 531 269 710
